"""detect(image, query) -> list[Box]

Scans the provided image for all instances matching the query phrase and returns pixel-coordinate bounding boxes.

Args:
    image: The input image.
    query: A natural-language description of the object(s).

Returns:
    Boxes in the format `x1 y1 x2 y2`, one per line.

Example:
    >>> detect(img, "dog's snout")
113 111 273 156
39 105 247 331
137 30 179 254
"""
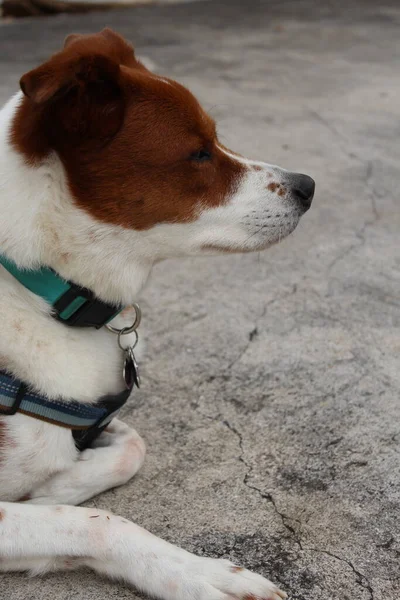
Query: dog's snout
290 173 315 212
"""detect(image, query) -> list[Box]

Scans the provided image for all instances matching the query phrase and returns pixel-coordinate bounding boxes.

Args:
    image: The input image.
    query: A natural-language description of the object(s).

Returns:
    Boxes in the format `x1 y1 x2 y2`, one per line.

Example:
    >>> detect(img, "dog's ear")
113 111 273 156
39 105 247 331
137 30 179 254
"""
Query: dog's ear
20 28 134 105
19 32 127 141
20 51 120 105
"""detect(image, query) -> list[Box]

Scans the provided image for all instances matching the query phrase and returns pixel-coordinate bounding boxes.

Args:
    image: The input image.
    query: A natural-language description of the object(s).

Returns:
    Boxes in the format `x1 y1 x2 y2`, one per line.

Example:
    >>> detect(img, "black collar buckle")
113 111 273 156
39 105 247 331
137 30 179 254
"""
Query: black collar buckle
53 282 121 329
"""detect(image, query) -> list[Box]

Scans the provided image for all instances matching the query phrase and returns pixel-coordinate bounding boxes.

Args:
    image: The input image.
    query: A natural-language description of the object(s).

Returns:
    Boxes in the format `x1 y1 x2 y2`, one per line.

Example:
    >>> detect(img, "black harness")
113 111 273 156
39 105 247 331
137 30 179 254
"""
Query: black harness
0 268 139 451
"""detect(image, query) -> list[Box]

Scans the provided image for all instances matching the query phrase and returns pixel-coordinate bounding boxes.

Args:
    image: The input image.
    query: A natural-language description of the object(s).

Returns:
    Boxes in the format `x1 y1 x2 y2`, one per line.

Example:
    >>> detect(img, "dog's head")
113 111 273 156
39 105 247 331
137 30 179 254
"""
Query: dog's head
15 29 314 261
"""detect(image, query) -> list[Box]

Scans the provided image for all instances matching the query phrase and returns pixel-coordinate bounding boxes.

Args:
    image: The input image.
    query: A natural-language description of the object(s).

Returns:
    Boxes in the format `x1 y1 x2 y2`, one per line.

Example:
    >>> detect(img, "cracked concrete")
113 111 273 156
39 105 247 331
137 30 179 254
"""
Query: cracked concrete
0 1 399 599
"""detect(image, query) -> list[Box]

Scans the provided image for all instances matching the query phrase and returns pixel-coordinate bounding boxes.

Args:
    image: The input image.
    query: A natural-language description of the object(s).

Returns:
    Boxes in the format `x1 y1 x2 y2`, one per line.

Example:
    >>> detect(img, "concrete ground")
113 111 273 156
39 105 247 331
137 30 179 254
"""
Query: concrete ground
1 1 399 598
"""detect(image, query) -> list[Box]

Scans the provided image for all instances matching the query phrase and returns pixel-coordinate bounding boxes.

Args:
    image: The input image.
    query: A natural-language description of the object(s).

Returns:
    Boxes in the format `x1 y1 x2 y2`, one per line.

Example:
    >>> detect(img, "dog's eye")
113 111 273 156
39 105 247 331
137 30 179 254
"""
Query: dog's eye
190 149 212 162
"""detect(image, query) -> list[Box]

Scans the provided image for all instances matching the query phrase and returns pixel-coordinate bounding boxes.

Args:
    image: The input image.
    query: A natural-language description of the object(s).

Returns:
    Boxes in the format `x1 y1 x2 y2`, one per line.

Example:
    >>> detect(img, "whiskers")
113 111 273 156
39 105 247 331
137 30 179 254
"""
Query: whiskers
241 224 267 248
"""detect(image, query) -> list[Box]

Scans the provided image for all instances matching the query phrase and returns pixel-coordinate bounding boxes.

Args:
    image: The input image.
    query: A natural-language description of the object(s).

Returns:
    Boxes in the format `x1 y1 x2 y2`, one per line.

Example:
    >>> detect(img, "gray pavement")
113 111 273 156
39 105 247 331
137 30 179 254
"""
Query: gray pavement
1 1 399 599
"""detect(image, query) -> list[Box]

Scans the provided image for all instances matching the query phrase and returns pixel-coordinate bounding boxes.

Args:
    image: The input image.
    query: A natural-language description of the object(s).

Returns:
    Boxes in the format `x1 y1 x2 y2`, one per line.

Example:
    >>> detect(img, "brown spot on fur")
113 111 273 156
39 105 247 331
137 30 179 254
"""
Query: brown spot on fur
12 320 23 333
60 252 71 264
230 566 244 573
17 494 32 502
12 29 245 231
0 509 5 521
35 340 49 351
253 165 263 172
268 182 278 192
278 187 285 196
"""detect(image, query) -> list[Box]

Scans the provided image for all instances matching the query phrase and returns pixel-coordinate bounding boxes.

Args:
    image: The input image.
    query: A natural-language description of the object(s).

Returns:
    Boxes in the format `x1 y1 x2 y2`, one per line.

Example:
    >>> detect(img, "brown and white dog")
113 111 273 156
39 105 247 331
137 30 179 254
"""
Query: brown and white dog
0 29 314 600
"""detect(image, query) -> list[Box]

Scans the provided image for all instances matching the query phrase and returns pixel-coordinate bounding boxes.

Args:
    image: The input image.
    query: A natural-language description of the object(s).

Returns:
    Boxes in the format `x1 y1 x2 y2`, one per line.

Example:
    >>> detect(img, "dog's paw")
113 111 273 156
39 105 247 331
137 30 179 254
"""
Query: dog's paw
182 556 287 600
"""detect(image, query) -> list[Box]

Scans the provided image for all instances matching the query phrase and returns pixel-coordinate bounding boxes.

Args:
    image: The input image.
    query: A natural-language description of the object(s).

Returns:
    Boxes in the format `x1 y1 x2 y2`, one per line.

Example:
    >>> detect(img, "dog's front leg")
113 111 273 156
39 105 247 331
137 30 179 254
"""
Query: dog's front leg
26 419 146 505
0 502 286 600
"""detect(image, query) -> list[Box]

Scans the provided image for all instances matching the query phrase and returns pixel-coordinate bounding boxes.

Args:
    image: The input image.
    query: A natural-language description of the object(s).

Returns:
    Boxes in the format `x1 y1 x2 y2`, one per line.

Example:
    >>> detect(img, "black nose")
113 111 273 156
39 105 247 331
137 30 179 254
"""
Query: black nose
291 173 315 212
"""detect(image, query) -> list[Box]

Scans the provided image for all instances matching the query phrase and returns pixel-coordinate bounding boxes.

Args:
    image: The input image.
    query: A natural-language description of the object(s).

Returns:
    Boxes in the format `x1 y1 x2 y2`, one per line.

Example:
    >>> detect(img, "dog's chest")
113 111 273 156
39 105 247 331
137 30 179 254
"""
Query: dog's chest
0 276 143 500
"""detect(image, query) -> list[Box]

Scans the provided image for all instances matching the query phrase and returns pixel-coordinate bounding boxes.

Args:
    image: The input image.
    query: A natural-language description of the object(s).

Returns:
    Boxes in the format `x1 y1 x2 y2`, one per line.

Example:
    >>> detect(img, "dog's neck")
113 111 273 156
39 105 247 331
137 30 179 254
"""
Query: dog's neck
0 93 155 306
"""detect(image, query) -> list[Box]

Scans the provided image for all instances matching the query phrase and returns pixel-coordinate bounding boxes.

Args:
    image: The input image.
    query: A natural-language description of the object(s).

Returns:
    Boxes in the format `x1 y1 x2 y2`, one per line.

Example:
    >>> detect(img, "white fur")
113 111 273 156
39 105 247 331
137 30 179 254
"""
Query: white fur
0 91 297 600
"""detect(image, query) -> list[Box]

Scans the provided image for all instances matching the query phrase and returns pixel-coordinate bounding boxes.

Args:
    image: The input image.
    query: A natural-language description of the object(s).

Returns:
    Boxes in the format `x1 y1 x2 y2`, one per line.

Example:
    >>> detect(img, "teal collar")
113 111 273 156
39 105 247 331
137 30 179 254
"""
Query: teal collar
0 255 122 328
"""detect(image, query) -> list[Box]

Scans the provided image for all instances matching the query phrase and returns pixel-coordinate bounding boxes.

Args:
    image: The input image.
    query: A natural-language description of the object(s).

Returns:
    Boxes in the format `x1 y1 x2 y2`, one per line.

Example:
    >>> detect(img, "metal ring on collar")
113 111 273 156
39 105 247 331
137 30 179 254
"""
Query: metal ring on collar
118 329 139 351
106 303 141 335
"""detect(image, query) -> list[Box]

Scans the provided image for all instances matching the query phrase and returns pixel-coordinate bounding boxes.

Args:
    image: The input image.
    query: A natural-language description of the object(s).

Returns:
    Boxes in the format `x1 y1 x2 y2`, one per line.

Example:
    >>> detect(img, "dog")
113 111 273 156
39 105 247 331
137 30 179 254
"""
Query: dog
0 29 314 600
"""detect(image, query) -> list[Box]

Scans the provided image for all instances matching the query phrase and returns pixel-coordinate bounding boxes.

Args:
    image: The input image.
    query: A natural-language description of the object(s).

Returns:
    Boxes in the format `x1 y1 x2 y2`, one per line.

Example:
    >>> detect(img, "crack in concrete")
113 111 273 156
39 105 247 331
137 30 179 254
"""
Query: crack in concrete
308 109 357 164
226 285 297 371
327 169 380 274
221 418 375 600
308 548 374 600
221 419 303 545
310 110 382 277
226 304 268 371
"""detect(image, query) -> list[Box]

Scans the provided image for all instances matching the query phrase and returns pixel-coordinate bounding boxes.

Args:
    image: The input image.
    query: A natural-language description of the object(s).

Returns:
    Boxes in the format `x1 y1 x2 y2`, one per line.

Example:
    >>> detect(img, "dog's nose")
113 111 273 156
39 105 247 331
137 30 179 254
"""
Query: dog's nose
290 173 315 212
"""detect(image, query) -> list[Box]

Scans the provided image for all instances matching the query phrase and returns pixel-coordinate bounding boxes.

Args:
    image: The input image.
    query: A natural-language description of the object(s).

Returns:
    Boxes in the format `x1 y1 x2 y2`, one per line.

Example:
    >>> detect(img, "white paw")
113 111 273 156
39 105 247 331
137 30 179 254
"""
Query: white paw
92 419 144 449
182 556 287 600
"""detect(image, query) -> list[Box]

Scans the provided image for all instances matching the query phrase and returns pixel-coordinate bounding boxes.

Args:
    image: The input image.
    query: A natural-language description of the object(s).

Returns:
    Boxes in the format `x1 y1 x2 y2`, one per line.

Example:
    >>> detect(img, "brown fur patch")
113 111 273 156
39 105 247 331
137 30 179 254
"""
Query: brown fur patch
267 182 278 192
12 29 245 231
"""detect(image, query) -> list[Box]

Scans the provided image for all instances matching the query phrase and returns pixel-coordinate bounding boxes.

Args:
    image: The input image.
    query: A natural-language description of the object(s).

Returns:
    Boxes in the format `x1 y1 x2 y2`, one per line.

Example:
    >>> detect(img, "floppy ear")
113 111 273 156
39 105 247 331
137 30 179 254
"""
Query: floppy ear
19 48 124 141
20 52 120 104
